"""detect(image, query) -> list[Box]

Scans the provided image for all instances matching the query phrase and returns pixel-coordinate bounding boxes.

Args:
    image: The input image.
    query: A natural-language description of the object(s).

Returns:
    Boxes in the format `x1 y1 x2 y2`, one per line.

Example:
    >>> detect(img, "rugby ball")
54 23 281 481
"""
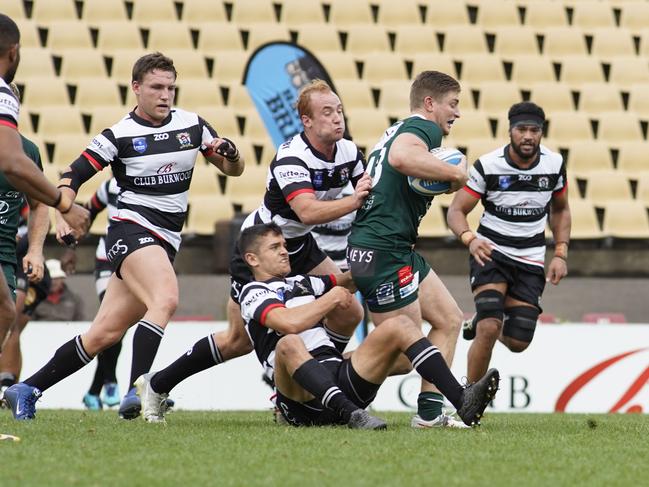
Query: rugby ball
407 147 464 196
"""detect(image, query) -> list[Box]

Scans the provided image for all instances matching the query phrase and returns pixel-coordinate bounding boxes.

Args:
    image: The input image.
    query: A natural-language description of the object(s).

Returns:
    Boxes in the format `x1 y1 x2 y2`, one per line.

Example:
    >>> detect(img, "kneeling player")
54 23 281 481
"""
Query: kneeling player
136 223 499 427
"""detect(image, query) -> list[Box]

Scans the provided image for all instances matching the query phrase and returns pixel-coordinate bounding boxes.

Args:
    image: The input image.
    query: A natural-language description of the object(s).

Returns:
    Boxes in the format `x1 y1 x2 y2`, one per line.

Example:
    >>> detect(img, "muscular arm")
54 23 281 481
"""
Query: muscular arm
549 190 571 247
447 189 481 237
388 132 467 183
23 196 51 282
289 192 361 226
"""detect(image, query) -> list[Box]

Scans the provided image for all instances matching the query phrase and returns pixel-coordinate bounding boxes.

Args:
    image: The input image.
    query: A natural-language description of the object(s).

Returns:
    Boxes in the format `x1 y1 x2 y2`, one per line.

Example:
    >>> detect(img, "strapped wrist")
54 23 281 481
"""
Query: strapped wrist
459 230 476 247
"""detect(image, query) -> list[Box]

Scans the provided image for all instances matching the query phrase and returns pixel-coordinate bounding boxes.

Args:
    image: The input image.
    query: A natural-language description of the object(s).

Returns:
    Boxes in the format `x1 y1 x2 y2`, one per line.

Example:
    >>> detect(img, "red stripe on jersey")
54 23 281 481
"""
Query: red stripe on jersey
464 186 482 199
286 188 314 202
329 273 337 287
553 180 568 196
91 194 103 210
83 151 103 171
260 303 285 326
0 119 17 130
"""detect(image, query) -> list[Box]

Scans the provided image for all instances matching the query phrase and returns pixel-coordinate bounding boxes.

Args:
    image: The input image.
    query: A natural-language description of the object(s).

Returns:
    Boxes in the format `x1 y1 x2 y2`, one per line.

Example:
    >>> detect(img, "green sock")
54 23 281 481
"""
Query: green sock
417 392 444 420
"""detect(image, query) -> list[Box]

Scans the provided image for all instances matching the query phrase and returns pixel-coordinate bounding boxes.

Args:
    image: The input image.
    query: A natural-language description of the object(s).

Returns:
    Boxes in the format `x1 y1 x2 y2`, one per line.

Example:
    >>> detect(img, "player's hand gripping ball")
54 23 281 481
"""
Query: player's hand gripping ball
407 147 464 196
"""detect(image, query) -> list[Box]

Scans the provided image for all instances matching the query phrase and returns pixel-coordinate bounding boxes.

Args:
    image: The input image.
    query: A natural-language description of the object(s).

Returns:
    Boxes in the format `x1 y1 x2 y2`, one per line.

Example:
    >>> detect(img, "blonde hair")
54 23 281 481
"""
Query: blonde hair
296 79 332 119
410 71 460 111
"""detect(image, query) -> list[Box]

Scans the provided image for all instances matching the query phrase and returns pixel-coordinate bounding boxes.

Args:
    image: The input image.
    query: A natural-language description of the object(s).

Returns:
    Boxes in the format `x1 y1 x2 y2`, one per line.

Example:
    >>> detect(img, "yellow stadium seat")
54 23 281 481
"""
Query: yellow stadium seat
108 49 147 80
596 111 644 142
589 27 636 58
45 21 94 50
317 52 359 81
278 0 325 25
457 54 506 83
564 140 614 175
608 57 649 88
195 22 245 52
568 198 602 239
57 48 108 79
95 21 145 51
375 80 411 118
437 26 488 55
636 172 649 204
474 1 521 27
86 106 131 135
360 52 409 82
472 81 523 113
492 26 539 56
466 138 501 163
334 80 374 110
541 27 588 56
293 23 342 52
229 0 276 24
76 170 112 203
198 107 239 139
577 83 624 114
506 55 556 87
186 194 235 234
617 141 649 173
585 170 633 202
602 201 649 238
344 108 391 145
212 51 248 84
160 49 210 80
30 106 84 137
16 47 56 78
237 109 273 143
376 0 423 26
131 0 178 22
176 79 222 111
4 0 27 19
546 111 593 142
529 82 574 112
557 55 606 86
226 163 269 202
450 111 492 140
14 19 40 48
423 2 469 27
619 1 649 32
145 22 193 50
571 1 616 29
418 201 450 238
227 84 255 111
44 134 92 166
182 0 228 22
410 53 455 80
626 84 649 116
72 78 122 109
20 77 69 107
242 23 291 51
31 0 77 21
345 25 391 54
523 2 568 28
81 0 129 22
189 162 222 196
328 0 373 26
393 25 439 55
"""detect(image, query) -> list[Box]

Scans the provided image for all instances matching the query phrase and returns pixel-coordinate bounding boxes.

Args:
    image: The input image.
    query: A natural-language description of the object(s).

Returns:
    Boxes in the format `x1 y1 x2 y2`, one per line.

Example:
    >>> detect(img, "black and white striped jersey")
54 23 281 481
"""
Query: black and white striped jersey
0 78 19 129
239 273 337 374
311 182 355 269
88 178 120 261
80 109 217 250
247 133 364 240
465 144 567 267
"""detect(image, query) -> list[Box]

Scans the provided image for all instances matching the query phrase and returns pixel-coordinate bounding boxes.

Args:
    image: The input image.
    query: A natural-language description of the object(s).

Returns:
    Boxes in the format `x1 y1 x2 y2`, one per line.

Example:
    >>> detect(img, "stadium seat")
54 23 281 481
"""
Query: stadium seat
76 169 112 203
359 52 409 82
424 2 469 27
466 138 501 163
20 77 70 107
635 172 649 204
540 27 588 56
108 49 147 80
86 106 132 135
472 81 523 113
44 21 94 50
393 25 439 55
375 80 411 118
44 134 93 166
545 111 593 142
473 1 521 27
556 55 606 86
195 22 245 52
507 55 556 86
316 52 359 81
81 0 129 22
448 111 492 140
619 1 649 32
328 0 374 26
418 201 449 238
344 108 391 146
226 163 269 202
529 82 575 112
189 162 222 196
589 27 636 58
212 51 249 84
3 0 27 19
131 0 178 22
16 47 56 78
563 141 614 175
491 26 540 56
567 198 602 240
186 194 235 234
608 57 649 88
157 49 210 80
57 48 108 79
437 26 489 55
145 22 194 50
95 21 145 51
571 1 616 29
627 83 649 116
334 80 374 110
72 78 122 109
31 0 78 21
293 24 343 52
602 201 649 239
410 53 456 80
229 0 277 24
345 25 391 54
456 54 506 83
237 109 274 143
523 2 568 28
376 0 423 26
617 141 649 173
227 84 256 111
584 170 633 202
638 29 649 57
581 313 628 324
198 107 239 138
176 79 222 111
182 0 228 23
29 106 84 137
577 83 624 114
278 0 326 25
596 111 644 142
242 23 291 51
14 19 40 48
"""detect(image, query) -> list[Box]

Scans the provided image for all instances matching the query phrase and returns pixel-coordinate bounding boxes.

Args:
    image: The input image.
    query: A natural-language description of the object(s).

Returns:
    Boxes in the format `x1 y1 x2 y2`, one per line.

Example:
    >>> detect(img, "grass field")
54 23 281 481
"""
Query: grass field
1 410 647 486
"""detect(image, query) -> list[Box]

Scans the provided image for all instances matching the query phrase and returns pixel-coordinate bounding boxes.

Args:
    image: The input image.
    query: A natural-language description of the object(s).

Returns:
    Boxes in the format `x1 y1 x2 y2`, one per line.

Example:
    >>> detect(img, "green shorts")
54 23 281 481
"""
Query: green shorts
1 261 17 302
347 245 431 313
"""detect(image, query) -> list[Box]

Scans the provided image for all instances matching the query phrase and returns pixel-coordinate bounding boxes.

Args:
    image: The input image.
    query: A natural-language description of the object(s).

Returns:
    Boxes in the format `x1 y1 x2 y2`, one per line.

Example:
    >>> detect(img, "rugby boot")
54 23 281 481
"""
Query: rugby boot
347 409 387 430
82 393 103 411
102 382 120 407
457 368 500 427
411 413 470 429
135 374 168 423
118 387 141 420
3 383 42 420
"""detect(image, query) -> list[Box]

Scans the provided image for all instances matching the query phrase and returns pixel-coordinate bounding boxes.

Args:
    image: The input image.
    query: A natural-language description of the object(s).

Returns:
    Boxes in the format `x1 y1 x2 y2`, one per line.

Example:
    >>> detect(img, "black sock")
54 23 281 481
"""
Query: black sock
25 336 93 392
88 364 104 395
292 358 358 423
405 337 464 409
150 336 222 394
99 338 122 384
128 320 164 390
324 325 352 354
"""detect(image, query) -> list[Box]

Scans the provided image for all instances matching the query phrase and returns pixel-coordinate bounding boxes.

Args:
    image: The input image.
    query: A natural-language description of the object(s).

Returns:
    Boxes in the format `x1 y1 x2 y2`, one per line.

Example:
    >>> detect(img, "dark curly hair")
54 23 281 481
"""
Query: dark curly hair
508 102 545 123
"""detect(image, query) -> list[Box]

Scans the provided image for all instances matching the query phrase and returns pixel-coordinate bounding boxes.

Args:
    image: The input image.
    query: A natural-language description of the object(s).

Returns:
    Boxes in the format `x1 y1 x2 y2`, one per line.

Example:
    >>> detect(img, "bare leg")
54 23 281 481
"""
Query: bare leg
0 291 28 380
0 271 16 349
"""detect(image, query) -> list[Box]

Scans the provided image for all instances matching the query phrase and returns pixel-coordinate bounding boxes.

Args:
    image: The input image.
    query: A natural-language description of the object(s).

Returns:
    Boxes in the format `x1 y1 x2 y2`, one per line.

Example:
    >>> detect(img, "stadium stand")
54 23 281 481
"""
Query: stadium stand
30 0 78 22
602 201 649 239
130 0 178 22
375 0 423 26
278 0 326 25
81 0 129 22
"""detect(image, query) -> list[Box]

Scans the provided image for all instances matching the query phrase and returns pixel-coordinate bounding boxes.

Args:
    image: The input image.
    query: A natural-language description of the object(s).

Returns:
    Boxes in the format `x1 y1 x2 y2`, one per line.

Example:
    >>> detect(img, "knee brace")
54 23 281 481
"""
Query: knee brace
474 289 505 323
502 306 539 343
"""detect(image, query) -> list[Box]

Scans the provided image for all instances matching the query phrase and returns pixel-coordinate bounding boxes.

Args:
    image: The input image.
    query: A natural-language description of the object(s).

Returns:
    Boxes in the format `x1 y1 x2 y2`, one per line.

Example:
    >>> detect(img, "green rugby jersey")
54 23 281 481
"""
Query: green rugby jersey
0 136 44 264
349 115 442 251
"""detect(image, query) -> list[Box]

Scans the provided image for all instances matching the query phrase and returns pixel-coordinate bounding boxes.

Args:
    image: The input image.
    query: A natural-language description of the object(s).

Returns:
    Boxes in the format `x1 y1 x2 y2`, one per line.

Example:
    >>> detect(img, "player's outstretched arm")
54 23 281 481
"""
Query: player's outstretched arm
23 196 50 283
204 137 245 176
447 189 493 266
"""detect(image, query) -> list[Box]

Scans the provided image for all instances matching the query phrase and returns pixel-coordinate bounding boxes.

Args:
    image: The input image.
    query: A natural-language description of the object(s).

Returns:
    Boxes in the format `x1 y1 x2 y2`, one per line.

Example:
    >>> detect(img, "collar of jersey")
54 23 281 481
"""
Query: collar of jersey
130 108 173 128
300 132 337 162
503 143 543 171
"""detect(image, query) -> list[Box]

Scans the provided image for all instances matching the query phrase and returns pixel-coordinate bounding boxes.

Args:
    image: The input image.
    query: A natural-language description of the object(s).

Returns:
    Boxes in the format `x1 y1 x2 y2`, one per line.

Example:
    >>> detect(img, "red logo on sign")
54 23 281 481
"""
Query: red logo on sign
555 348 649 413
397 266 413 286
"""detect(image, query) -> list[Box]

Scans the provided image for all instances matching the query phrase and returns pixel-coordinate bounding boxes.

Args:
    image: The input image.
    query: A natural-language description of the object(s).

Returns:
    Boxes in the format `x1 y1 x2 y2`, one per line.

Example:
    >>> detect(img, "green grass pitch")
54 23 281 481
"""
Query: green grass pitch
1 411 647 486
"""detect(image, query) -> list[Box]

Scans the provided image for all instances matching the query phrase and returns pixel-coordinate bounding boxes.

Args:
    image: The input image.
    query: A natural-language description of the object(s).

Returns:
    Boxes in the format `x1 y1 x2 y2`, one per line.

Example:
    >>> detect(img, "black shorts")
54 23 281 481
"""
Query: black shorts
274 346 380 427
105 221 176 279
469 250 545 310
16 265 51 316
229 232 327 303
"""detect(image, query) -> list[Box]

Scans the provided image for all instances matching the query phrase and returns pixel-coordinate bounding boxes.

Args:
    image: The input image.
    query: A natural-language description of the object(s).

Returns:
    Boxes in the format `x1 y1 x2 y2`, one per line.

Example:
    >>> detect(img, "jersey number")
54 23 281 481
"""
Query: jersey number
366 147 386 188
